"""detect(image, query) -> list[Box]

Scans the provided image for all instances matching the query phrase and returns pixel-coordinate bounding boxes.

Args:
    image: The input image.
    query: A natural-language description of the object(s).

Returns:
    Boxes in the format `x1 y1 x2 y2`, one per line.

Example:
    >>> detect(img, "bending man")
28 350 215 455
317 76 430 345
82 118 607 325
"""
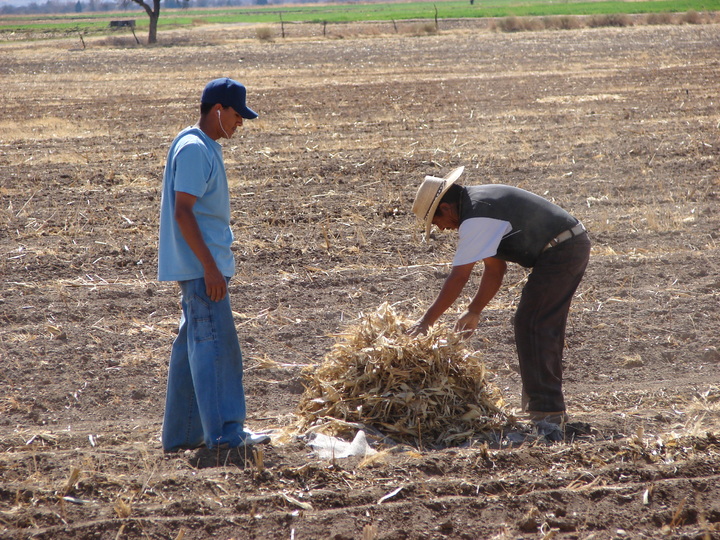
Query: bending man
408 166 590 428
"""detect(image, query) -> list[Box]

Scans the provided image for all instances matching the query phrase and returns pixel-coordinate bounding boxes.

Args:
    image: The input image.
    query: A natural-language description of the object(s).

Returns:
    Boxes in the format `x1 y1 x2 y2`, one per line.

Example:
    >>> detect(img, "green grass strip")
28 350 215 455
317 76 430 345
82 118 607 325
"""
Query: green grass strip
1 0 718 35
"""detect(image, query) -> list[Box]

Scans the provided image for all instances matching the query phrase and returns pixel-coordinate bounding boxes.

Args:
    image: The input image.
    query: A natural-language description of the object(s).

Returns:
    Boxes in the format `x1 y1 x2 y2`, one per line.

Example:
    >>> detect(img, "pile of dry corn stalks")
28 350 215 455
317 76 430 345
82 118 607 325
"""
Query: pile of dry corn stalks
297 303 511 447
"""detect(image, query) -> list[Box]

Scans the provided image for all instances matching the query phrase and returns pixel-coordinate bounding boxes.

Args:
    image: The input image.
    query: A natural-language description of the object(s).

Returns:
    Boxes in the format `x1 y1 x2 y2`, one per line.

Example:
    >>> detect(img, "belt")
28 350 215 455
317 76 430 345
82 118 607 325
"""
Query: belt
542 222 586 252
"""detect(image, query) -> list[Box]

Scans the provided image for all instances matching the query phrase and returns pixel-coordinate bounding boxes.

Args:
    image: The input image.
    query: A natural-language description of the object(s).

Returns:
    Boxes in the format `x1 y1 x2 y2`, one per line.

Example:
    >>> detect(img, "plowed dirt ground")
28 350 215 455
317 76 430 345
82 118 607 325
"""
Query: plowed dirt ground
1 17 720 540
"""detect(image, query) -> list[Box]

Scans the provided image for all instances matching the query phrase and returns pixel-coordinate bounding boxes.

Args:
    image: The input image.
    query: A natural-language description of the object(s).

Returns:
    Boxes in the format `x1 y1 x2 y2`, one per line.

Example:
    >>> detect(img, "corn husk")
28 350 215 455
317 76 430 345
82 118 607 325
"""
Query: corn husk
296 303 510 447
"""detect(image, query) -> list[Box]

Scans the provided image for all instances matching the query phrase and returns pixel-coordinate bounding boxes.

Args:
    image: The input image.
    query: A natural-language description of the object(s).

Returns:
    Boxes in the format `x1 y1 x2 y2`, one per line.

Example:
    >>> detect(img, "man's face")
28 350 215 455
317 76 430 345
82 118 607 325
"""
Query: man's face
431 202 459 231
218 106 244 138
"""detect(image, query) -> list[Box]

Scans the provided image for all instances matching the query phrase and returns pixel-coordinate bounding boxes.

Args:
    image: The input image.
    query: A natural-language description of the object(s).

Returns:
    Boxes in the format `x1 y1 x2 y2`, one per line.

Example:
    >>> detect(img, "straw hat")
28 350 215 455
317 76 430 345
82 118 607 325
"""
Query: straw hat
411 166 465 241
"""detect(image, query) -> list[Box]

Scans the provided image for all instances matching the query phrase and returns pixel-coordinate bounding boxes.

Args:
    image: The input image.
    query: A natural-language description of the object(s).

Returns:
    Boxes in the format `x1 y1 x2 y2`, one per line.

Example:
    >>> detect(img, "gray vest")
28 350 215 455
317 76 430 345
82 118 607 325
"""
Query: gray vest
460 185 578 268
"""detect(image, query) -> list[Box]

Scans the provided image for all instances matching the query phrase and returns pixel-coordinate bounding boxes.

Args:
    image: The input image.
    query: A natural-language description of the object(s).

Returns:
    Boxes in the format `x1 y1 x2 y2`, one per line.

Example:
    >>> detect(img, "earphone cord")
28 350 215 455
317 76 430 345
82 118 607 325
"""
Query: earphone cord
217 110 230 138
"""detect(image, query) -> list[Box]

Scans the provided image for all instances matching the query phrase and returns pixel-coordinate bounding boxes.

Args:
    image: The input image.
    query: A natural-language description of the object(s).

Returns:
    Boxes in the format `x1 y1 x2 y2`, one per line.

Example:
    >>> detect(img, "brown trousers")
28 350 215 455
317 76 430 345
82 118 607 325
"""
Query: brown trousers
514 232 591 414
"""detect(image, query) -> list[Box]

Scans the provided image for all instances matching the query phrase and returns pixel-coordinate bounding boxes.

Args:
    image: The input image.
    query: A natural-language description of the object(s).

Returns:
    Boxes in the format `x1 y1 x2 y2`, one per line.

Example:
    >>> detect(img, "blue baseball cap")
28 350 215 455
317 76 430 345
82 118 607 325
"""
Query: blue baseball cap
201 77 258 120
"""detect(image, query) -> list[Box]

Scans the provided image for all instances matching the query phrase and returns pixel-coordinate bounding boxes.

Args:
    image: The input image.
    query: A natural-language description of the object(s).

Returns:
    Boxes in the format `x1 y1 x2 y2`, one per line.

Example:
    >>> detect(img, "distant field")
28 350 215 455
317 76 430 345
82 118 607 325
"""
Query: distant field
1 0 718 35
2 19 720 540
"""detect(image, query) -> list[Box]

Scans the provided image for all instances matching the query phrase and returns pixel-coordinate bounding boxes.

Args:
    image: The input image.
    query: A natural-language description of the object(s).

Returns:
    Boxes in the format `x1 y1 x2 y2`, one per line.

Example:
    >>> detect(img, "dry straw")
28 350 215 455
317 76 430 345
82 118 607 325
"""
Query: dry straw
297 303 510 448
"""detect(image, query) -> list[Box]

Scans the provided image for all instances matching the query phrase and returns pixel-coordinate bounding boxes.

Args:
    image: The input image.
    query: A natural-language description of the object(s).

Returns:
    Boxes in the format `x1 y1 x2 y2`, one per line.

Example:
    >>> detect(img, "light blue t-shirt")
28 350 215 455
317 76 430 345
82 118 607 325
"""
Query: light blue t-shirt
158 126 235 281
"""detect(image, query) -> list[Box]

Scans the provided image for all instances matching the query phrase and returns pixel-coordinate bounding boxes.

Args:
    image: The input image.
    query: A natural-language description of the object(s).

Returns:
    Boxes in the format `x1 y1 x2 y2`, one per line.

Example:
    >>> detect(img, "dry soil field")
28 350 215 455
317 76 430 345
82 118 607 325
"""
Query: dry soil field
1 17 720 540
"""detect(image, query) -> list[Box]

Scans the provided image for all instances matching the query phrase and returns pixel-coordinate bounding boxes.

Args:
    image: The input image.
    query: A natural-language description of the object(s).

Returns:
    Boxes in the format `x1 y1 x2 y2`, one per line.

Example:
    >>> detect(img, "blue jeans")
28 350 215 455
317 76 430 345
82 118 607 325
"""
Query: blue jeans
161 277 247 452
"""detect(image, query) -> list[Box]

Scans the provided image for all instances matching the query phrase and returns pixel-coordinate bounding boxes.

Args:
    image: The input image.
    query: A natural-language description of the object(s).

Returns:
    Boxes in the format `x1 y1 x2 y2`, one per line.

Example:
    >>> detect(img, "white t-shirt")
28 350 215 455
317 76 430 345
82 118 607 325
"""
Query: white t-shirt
453 217 513 266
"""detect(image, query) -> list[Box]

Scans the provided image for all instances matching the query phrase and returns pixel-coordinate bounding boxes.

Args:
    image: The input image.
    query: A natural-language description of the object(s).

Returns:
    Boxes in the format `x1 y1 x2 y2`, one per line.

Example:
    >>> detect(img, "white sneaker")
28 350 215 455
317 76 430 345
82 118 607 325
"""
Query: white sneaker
238 430 271 448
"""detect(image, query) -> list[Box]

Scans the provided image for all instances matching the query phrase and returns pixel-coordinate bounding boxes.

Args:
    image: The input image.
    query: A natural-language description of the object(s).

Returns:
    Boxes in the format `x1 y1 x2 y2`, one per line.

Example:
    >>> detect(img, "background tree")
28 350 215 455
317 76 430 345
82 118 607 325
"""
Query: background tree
121 0 188 44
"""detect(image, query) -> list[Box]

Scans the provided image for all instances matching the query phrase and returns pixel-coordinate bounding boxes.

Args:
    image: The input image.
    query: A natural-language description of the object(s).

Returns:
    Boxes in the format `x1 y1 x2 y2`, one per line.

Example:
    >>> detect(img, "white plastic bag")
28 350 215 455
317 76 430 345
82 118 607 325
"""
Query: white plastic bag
308 430 377 459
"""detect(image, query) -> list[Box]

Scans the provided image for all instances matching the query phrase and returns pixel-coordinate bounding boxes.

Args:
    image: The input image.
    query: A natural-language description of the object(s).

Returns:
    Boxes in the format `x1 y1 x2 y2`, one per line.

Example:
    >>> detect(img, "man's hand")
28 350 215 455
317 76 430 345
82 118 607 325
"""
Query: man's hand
455 310 480 338
407 320 430 337
407 263 475 338
204 265 227 302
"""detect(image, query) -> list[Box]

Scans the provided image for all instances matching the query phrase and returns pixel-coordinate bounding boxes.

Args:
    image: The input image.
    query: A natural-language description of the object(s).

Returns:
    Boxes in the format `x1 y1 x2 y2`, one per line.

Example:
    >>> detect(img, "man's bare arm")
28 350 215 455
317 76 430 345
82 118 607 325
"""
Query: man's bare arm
174 191 227 302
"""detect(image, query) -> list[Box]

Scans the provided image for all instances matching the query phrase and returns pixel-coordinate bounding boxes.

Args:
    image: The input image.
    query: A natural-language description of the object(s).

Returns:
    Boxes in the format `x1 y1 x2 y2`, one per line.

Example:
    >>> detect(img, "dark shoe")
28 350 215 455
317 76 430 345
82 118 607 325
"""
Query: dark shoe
533 419 565 442
564 421 594 440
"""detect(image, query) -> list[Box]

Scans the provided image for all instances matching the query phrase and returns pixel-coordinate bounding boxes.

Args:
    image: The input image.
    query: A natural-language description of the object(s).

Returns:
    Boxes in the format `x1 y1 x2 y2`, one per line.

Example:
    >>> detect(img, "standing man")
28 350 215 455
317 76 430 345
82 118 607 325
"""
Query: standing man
158 77 270 452
408 166 590 432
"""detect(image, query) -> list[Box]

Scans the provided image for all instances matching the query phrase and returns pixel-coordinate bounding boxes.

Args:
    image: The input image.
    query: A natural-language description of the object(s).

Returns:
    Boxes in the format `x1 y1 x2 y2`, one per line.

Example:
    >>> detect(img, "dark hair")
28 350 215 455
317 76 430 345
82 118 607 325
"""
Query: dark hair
434 183 463 219
439 183 463 206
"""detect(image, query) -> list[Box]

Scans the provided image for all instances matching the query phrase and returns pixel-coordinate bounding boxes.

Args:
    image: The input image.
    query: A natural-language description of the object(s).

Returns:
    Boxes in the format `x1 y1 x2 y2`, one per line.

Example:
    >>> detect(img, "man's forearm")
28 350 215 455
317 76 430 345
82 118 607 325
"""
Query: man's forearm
421 263 474 326
467 258 506 314
178 220 214 270
174 204 218 273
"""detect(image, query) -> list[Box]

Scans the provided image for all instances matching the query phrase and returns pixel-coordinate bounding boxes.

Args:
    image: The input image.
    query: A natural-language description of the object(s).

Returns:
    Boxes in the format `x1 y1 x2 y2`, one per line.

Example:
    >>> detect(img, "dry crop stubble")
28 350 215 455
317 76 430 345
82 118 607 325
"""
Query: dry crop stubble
297 303 510 447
